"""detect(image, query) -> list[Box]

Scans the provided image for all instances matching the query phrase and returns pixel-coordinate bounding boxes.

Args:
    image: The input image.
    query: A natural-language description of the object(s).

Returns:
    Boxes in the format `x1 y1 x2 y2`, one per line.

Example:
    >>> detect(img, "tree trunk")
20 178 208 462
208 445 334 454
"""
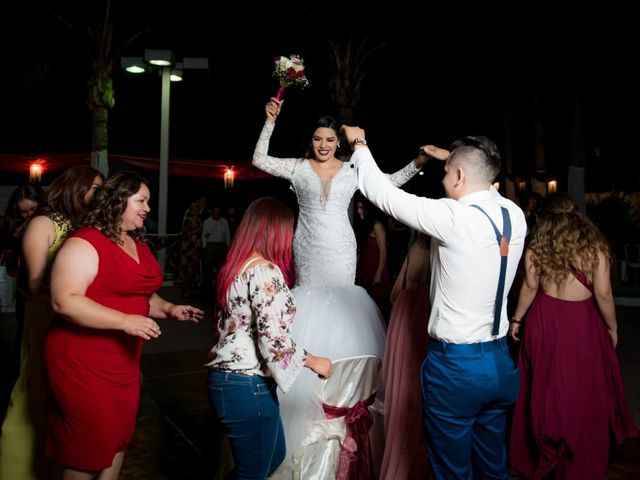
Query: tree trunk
91 105 109 176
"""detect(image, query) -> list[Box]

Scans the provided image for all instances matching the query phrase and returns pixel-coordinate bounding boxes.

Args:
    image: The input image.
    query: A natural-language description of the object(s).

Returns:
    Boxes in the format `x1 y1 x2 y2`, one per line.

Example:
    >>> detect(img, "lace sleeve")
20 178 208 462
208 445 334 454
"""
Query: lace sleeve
252 122 299 181
250 264 306 392
386 160 421 187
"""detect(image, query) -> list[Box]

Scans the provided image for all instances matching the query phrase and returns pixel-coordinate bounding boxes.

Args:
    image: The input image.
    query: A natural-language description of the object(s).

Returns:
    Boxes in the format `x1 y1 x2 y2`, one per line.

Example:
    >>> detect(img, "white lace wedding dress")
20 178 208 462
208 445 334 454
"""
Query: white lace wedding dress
253 122 419 478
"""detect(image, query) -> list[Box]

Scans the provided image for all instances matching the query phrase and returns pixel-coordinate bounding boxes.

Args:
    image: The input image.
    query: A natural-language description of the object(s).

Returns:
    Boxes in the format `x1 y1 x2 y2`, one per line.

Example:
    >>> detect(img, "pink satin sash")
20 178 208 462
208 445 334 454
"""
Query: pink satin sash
322 393 376 480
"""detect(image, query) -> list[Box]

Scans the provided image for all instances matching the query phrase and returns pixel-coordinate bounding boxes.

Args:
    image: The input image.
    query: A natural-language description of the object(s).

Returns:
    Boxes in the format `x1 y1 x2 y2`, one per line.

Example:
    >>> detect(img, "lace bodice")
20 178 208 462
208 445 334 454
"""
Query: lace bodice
253 121 420 287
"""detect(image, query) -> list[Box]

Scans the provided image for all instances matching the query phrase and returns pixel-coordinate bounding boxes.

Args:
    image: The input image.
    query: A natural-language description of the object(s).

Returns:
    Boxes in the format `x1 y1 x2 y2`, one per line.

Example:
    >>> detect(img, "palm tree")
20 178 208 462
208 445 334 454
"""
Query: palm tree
326 35 386 125
47 0 149 176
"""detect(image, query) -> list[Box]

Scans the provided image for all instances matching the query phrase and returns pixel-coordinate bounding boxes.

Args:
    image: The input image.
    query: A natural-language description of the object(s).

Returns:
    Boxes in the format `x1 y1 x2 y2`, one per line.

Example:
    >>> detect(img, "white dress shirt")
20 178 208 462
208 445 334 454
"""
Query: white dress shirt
353 148 527 343
201 217 231 247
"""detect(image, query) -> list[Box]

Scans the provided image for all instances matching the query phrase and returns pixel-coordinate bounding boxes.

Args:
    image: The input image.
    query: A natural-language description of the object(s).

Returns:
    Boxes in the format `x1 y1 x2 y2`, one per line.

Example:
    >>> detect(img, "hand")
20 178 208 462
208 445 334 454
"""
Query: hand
169 304 204 322
420 145 450 162
312 356 333 379
340 125 365 148
265 97 282 123
122 314 162 340
608 327 618 348
509 322 521 342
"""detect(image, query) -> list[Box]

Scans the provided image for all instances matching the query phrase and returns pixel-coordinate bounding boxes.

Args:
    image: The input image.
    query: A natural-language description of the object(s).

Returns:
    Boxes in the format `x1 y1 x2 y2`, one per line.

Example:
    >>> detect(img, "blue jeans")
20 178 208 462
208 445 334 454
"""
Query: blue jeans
207 371 285 480
421 337 520 480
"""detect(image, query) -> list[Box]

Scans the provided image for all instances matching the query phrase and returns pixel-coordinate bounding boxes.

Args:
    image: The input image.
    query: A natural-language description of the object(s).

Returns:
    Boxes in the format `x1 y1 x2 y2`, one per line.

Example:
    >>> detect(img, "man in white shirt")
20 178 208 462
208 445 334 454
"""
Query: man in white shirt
202 207 231 290
342 126 527 479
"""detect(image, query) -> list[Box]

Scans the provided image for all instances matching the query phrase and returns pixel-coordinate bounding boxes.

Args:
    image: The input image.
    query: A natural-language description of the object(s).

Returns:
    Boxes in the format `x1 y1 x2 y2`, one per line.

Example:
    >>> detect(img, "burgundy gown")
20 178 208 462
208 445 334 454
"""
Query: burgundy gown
380 256 431 480
45 228 162 470
356 235 392 319
509 268 638 479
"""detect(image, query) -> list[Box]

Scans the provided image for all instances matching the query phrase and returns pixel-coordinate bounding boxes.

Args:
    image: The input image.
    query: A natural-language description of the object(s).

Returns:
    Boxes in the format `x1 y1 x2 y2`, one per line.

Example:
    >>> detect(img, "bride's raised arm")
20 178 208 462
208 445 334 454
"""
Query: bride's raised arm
252 98 299 181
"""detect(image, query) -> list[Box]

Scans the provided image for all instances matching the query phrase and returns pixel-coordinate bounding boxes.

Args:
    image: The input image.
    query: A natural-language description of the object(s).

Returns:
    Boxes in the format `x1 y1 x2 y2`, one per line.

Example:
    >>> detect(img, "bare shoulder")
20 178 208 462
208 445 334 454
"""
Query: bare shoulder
57 236 98 262
25 215 54 234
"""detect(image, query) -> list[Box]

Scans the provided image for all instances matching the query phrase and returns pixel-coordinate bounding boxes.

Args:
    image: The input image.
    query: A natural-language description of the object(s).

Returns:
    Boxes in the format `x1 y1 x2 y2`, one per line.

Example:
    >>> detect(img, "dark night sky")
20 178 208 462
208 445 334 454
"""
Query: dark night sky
1 1 639 223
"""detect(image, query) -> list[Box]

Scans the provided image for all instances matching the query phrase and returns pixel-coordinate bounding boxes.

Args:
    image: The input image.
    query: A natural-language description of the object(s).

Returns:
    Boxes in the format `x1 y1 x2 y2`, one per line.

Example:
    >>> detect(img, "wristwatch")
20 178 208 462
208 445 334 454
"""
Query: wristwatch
352 137 367 147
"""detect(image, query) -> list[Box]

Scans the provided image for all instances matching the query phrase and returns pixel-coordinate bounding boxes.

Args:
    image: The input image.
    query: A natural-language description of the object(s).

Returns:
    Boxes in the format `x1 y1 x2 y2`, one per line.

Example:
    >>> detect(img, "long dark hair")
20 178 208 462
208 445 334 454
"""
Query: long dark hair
80 171 149 244
38 165 104 225
4 183 44 220
304 115 343 159
1 184 45 243
216 197 294 309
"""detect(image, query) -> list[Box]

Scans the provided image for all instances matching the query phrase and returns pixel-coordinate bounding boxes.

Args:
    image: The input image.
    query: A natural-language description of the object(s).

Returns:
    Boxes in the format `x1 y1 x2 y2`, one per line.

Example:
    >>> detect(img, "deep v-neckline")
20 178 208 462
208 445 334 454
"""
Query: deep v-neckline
306 161 345 209
119 237 141 265
307 159 345 182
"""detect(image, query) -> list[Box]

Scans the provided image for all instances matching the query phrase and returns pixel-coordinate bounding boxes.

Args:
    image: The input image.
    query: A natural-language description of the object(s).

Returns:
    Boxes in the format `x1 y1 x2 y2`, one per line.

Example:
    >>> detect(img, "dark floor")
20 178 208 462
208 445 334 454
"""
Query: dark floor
122 347 640 480
120 349 233 480
1 286 639 479
115 288 640 480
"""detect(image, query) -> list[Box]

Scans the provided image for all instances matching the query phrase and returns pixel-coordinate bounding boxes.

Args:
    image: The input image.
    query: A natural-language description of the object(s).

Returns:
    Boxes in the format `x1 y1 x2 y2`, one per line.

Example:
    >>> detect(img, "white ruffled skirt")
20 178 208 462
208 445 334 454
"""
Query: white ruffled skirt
271 284 386 478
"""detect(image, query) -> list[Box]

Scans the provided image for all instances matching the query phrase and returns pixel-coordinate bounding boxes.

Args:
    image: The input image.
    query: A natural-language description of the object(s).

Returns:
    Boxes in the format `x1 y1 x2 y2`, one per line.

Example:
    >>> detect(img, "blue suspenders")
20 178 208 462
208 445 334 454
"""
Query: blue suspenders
470 205 512 337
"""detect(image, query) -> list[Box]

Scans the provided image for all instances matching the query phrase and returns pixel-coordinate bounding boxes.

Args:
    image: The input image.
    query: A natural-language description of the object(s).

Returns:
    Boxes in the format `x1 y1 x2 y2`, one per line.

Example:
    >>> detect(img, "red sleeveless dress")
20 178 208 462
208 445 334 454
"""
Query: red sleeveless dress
45 228 162 470
509 268 638 479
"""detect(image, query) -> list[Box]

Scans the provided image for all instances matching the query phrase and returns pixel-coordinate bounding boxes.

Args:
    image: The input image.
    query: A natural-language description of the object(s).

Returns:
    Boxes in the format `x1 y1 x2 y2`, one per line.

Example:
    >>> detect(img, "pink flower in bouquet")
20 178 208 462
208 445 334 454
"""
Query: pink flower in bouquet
273 54 309 100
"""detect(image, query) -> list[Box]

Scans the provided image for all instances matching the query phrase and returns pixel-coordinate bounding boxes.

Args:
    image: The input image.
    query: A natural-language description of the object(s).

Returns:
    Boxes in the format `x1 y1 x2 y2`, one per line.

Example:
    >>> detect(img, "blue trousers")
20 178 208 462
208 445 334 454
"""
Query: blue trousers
421 337 519 480
207 371 285 480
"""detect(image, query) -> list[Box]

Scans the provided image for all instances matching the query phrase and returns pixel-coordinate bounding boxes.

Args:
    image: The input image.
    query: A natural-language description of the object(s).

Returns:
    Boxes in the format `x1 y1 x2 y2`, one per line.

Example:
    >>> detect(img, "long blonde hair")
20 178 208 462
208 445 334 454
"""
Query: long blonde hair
528 193 611 287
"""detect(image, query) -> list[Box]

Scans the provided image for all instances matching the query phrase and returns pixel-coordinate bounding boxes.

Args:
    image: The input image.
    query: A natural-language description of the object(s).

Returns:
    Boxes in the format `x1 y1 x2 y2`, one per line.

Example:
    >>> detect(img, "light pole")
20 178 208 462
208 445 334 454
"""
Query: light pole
121 50 208 278
121 50 208 236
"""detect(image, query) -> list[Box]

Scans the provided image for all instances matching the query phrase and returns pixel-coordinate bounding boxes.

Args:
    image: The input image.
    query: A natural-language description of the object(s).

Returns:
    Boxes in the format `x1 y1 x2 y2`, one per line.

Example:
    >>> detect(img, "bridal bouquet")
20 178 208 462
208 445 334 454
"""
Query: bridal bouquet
273 54 309 100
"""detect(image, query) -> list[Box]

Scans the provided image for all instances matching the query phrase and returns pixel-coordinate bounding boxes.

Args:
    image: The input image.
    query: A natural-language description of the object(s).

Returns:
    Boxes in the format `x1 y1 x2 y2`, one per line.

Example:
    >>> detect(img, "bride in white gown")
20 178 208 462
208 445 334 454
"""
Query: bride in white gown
253 98 423 477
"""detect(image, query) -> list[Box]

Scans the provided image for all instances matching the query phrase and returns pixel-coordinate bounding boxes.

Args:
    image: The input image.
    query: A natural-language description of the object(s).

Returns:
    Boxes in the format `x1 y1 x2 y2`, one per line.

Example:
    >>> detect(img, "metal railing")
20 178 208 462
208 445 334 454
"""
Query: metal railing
146 233 183 285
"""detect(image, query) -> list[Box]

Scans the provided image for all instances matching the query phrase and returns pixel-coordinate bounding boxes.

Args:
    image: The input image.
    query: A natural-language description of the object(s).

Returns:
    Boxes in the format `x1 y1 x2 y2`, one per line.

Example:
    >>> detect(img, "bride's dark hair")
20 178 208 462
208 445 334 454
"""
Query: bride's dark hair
304 115 344 159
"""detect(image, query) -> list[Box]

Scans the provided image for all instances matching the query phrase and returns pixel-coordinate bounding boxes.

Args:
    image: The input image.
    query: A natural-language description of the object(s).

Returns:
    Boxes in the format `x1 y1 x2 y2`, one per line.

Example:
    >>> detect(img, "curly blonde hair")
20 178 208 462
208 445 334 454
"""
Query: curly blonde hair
528 193 610 287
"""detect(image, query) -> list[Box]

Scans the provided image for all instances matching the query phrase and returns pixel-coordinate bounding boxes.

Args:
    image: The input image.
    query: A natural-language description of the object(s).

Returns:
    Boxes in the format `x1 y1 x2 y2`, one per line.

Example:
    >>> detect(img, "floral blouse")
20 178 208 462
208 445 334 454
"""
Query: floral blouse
206 262 306 393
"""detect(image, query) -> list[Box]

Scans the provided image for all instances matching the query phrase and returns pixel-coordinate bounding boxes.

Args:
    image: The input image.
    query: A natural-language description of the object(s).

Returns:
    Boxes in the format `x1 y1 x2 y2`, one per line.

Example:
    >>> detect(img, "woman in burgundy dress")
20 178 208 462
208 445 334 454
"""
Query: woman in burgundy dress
509 193 637 479
355 195 392 320
45 172 204 479
381 231 431 480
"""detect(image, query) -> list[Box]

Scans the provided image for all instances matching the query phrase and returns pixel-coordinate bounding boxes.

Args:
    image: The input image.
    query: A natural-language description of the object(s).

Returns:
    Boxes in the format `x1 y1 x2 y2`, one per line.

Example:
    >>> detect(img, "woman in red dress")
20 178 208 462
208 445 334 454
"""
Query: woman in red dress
509 193 637 479
45 172 204 479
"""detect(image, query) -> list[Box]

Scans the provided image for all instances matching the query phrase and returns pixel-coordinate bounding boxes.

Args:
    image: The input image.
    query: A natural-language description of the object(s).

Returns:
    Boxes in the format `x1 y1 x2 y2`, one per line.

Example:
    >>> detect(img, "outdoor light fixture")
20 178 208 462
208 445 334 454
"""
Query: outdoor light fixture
29 160 43 183
224 167 235 189
121 57 145 73
144 49 173 66
547 180 557 194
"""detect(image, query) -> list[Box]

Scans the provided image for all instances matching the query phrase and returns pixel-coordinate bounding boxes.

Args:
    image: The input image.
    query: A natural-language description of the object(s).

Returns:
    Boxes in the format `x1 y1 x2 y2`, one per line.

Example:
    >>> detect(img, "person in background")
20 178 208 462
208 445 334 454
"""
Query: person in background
381 231 432 480
179 203 203 299
0 165 104 480
519 191 542 235
44 171 204 480
225 205 240 239
386 216 411 281
509 193 638 479
343 125 527 480
202 206 231 293
207 197 332 480
355 193 392 320
0 183 44 416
